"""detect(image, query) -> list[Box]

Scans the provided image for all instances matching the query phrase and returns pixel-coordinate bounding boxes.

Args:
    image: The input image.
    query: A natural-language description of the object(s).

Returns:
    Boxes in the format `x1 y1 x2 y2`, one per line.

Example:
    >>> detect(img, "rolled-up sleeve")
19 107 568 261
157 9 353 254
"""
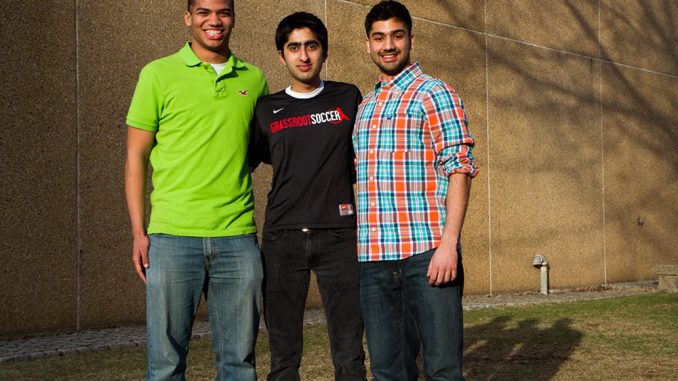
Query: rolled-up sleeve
424 82 478 178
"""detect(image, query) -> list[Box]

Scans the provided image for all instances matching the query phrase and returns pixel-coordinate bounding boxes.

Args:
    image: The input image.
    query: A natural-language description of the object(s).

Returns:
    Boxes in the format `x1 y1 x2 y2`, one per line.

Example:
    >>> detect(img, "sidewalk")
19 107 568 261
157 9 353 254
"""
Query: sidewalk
0 281 657 363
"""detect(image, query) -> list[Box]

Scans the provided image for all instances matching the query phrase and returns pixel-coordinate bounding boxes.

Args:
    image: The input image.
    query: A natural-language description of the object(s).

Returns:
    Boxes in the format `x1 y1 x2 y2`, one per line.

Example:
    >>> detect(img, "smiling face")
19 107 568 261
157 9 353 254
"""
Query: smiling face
278 27 326 92
184 0 234 63
366 17 413 82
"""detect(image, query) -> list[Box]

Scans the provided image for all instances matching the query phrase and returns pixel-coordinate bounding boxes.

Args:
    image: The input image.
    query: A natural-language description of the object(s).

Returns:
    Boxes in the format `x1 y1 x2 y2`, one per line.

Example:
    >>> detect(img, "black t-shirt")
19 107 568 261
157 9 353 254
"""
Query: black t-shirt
250 81 362 232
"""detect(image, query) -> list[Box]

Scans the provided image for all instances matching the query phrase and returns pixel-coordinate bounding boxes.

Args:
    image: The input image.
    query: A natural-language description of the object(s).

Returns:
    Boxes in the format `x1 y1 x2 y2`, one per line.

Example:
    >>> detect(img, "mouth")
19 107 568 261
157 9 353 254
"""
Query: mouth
380 51 399 63
297 64 312 72
204 29 224 40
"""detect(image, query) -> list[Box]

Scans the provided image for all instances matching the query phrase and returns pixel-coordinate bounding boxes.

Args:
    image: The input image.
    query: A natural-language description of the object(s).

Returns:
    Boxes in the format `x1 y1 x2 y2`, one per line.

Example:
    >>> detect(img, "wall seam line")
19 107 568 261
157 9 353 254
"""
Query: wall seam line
598 0 608 285
341 0 677 80
484 33 678 79
75 0 81 332
340 0 678 80
484 0 493 296
335 0 370 9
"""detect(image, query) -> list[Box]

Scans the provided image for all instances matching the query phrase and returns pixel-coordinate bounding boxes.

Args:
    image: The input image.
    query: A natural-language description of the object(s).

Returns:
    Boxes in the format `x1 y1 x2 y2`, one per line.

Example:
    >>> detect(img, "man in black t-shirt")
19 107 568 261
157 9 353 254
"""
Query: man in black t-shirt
249 12 366 381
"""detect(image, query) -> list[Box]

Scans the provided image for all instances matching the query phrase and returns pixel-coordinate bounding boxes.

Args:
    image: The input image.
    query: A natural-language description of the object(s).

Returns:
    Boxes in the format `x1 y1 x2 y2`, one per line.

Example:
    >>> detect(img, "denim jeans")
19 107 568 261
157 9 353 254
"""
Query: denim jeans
146 234 263 381
262 228 366 381
360 248 464 381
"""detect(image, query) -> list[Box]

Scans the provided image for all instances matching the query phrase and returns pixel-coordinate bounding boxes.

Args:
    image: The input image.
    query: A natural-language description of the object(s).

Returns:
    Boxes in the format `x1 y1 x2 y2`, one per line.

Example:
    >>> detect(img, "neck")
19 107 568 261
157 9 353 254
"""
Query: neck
381 74 396 83
191 43 230 64
291 77 322 93
381 61 411 83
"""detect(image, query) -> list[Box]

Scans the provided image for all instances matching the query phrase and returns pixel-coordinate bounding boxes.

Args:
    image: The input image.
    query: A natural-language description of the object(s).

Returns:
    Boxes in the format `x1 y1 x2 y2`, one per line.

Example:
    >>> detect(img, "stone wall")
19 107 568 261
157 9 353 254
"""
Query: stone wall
1 0 676 336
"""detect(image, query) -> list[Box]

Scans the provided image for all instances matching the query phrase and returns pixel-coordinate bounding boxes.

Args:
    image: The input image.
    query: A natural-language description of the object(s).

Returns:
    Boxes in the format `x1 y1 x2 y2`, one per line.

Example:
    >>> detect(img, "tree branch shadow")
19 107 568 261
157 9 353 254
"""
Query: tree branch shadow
463 316 583 380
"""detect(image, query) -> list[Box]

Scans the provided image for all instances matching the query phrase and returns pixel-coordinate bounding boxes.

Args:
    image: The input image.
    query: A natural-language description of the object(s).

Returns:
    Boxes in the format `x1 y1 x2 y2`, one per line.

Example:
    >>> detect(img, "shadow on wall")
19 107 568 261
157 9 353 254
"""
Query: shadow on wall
464 316 583 380
443 0 677 278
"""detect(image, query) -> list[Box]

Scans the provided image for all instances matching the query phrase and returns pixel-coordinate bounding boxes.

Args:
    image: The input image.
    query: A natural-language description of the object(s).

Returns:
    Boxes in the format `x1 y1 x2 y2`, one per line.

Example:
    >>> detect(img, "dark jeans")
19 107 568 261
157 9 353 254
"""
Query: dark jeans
262 228 366 381
360 248 464 381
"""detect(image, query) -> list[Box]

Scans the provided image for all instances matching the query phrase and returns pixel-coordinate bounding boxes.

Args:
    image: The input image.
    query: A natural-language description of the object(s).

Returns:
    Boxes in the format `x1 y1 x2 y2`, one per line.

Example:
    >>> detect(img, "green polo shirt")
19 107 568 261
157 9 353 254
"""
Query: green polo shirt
126 43 268 237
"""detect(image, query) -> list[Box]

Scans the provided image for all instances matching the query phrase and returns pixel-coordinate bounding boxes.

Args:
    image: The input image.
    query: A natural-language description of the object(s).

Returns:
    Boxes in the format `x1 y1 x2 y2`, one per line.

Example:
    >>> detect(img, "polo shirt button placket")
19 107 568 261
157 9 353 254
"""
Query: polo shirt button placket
214 78 226 96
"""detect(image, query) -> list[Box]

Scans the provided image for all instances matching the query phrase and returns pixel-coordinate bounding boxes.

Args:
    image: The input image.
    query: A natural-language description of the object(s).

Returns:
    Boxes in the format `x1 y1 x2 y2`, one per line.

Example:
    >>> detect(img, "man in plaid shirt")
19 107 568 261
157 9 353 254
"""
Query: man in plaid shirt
353 1 477 380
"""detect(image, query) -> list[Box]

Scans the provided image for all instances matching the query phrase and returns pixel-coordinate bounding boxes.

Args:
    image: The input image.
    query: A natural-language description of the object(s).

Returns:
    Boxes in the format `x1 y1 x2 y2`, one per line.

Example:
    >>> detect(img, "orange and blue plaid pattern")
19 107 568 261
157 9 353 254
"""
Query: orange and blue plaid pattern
353 63 477 262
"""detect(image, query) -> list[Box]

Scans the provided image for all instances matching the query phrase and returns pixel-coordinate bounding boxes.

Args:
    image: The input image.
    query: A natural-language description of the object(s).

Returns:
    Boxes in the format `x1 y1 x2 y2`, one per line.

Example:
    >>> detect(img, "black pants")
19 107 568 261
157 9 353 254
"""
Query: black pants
262 228 366 381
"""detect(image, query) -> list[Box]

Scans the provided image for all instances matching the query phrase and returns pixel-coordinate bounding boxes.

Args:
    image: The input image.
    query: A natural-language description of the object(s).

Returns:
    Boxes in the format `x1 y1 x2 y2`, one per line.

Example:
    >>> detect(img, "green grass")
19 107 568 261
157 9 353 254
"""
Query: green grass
1 293 676 380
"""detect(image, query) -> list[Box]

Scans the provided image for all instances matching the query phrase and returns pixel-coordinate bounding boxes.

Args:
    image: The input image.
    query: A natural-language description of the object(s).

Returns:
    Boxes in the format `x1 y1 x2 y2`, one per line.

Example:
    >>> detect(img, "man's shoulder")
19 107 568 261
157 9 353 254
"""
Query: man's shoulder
258 89 287 103
234 57 266 79
254 90 288 114
137 50 184 79
324 80 359 92
412 72 456 96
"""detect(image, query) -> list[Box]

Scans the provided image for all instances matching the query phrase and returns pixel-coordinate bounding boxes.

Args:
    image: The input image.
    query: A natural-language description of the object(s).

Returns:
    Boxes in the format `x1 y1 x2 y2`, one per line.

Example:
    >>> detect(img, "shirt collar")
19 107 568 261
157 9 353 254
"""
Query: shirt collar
374 62 422 92
179 42 246 70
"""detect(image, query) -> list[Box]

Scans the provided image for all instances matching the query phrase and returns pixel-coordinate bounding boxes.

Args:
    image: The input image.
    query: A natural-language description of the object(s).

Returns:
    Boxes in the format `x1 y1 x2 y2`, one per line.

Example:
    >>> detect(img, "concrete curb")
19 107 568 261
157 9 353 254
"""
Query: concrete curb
0 281 657 363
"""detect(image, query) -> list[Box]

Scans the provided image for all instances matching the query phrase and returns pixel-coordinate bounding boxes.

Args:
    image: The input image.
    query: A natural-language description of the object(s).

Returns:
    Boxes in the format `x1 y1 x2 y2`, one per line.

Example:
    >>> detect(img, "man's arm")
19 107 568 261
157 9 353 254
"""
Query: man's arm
422 81 476 286
125 126 155 284
427 173 471 286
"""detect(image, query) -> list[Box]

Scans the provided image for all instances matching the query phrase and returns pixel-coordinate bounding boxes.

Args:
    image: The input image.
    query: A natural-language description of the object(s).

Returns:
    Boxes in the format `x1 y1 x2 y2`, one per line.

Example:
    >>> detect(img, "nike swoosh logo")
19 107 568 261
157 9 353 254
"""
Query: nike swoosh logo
273 108 284 114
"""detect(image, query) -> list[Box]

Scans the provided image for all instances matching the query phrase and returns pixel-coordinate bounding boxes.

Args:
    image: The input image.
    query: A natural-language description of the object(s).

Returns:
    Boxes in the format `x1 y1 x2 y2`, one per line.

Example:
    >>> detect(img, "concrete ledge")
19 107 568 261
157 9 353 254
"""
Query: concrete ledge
654 265 678 293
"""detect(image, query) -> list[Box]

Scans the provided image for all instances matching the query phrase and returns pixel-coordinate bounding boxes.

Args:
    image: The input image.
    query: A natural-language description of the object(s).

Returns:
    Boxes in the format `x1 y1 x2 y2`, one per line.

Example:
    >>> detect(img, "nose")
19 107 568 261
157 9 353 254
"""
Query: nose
383 36 395 50
299 46 309 61
208 12 222 25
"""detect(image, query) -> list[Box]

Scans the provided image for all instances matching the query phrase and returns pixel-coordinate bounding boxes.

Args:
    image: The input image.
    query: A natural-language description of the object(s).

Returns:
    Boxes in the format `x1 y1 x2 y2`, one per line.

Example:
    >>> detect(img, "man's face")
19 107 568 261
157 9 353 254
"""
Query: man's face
278 27 326 91
184 0 234 56
366 18 413 80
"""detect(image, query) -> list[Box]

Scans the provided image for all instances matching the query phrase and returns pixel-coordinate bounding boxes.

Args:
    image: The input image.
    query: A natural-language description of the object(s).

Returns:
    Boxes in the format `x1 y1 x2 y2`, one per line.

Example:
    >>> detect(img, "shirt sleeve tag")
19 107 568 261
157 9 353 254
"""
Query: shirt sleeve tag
338 204 354 216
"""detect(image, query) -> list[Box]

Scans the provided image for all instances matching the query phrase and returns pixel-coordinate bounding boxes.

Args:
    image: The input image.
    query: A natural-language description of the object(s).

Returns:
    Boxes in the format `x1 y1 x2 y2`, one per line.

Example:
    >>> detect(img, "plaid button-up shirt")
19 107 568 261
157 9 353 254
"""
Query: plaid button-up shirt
353 63 477 262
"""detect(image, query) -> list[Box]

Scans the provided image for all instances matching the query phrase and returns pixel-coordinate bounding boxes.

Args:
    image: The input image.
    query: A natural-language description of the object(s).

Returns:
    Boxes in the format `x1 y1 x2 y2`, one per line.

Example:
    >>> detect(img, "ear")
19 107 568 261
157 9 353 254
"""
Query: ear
410 33 414 49
183 11 192 27
277 50 286 65
365 36 370 54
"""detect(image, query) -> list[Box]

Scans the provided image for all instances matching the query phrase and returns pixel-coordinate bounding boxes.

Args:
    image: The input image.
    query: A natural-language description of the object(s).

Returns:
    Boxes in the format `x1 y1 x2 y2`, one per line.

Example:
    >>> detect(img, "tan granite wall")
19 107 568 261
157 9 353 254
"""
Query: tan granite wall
1 0 676 336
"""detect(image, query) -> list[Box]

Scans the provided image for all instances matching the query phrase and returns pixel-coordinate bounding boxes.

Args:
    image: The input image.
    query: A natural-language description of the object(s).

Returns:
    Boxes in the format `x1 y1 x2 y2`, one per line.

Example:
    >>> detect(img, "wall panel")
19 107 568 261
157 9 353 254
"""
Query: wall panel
487 38 605 293
0 1 78 337
602 65 678 282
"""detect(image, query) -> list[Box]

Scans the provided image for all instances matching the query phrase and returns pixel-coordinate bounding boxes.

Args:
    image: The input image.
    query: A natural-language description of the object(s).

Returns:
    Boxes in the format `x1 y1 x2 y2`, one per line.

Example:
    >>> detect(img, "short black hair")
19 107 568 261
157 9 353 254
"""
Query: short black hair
188 0 234 11
364 0 412 36
275 12 328 54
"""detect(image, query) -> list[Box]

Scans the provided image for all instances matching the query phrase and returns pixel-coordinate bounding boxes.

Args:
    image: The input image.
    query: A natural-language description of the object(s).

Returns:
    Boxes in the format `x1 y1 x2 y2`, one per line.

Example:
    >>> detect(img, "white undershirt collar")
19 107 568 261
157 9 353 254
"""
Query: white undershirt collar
285 81 325 99
210 62 227 75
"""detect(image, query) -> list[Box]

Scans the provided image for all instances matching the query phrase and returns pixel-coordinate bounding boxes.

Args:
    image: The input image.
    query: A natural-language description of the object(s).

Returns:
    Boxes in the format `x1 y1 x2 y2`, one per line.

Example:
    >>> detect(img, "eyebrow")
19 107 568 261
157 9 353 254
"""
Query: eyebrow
195 6 232 12
370 29 407 37
285 40 320 48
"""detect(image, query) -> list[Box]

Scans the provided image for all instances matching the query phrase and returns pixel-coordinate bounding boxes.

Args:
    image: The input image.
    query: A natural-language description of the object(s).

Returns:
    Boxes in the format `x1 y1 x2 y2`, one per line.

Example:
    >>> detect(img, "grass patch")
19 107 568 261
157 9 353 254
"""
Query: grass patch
1 293 675 380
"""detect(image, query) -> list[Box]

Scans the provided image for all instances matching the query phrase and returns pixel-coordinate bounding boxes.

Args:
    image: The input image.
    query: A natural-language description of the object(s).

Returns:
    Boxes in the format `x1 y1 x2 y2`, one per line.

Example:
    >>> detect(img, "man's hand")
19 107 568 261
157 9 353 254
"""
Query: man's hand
132 233 150 284
427 245 458 286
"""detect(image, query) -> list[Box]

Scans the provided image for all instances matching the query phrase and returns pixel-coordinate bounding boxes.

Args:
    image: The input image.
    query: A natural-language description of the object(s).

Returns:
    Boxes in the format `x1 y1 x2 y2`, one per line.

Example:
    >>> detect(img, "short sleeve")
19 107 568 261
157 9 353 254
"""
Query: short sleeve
126 64 163 132
248 107 271 169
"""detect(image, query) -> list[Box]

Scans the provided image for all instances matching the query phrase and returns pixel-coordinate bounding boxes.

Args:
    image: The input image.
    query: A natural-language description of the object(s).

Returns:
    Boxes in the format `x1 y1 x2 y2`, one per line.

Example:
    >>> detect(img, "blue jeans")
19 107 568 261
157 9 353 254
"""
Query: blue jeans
360 248 464 381
262 228 366 381
146 234 263 381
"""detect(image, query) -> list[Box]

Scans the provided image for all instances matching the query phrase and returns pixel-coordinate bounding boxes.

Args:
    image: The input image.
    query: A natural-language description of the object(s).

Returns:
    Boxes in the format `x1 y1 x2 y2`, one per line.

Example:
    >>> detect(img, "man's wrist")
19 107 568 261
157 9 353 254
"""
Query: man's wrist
132 228 147 239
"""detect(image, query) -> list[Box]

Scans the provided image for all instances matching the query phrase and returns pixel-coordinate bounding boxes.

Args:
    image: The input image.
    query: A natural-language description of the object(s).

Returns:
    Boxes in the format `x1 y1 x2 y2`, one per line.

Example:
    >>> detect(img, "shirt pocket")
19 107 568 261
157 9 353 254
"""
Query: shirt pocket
377 112 422 152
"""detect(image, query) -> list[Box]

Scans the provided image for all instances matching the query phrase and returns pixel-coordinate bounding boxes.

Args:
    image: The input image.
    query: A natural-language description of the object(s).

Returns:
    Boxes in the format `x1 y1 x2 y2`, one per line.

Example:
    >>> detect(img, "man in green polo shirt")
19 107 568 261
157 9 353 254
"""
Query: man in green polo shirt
125 0 267 379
